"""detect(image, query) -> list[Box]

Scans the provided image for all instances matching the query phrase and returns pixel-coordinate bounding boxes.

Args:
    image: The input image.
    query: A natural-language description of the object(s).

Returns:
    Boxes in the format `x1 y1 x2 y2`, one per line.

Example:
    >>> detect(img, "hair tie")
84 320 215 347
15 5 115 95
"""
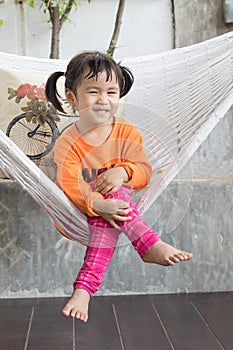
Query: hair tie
64 72 66 77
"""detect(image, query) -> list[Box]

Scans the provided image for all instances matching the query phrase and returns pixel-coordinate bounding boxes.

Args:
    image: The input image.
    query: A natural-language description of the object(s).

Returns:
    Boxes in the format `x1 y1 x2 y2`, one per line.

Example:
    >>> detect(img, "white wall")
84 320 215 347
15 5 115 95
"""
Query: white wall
0 0 173 59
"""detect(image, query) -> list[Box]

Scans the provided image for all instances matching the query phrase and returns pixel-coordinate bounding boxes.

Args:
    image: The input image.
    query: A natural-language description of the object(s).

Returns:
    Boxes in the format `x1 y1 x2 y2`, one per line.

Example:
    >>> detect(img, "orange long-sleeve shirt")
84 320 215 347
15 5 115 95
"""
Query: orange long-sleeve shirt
54 117 152 217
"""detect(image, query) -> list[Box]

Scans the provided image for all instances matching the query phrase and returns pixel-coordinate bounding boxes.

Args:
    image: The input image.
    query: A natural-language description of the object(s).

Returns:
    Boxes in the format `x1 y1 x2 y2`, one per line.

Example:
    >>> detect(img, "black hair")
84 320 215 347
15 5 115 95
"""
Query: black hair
45 51 134 113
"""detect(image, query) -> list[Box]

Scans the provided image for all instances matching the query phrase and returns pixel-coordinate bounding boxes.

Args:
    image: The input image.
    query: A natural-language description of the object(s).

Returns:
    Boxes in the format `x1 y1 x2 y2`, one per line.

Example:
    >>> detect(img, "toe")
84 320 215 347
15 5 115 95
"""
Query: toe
170 254 181 263
71 309 78 318
181 251 193 260
62 305 71 317
80 312 88 323
165 257 175 266
176 252 186 261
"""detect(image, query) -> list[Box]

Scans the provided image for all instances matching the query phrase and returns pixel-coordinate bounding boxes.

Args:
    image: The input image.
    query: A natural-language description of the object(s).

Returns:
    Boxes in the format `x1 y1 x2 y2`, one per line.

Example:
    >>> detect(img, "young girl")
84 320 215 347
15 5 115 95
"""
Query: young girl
45 51 193 323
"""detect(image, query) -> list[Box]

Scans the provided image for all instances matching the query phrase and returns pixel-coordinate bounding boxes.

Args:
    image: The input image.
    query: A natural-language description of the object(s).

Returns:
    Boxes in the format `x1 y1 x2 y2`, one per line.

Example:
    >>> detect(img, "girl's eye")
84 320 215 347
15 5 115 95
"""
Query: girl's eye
89 91 98 94
108 91 117 95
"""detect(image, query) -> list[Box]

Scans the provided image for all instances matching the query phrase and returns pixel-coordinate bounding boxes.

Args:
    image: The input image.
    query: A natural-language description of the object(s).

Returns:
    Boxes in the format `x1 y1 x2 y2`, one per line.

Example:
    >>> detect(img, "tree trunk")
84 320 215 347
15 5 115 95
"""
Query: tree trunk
107 0 126 56
50 6 61 59
170 0 176 49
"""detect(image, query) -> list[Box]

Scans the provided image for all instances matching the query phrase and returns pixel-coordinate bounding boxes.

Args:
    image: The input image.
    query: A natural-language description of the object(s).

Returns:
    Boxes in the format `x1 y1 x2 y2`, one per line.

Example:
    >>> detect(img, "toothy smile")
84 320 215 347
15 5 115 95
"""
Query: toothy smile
93 108 110 114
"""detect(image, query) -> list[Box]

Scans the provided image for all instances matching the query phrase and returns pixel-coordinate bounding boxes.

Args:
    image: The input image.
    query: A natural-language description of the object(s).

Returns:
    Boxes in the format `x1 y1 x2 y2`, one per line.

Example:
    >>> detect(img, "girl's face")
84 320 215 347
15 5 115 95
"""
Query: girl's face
66 70 120 128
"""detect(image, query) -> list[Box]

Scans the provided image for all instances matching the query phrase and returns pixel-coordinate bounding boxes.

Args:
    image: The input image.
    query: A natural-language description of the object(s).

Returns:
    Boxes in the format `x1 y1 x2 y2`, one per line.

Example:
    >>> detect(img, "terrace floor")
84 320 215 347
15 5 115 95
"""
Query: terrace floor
0 292 233 350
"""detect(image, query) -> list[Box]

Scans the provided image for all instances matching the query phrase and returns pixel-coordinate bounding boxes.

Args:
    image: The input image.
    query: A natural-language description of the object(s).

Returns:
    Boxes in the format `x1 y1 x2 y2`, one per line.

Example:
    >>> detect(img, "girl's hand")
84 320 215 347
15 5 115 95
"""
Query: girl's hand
93 198 132 230
95 167 129 195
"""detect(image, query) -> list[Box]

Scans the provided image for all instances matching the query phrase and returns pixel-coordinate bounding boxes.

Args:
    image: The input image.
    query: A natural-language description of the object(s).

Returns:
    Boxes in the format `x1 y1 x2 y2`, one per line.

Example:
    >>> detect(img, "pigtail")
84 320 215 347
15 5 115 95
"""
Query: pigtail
45 71 66 114
119 65 134 98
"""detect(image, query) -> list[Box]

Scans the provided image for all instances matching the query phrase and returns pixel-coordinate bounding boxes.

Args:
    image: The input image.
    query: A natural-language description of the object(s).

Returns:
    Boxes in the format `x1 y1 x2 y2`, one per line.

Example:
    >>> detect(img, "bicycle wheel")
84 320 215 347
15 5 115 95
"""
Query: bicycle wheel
6 113 59 160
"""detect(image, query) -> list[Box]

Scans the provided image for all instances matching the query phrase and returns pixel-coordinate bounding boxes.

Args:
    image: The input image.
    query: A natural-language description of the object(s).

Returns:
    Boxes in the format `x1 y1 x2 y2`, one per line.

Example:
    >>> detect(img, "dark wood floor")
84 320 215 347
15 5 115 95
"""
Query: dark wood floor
0 292 233 350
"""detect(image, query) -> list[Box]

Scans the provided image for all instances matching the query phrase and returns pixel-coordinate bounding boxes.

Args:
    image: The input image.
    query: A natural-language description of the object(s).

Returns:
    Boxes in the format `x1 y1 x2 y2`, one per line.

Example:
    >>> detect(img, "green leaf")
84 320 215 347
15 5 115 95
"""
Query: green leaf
8 88 17 100
8 87 15 94
0 19 5 26
50 113 60 121
15 97 22 104
21 107 32 112
8 94 16 100
28 0 34 8
25 113 33 122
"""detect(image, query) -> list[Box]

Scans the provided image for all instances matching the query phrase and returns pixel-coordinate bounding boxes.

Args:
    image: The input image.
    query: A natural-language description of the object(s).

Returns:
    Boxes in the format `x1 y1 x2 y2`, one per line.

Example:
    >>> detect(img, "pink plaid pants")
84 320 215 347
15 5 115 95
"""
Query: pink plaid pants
73 186 160 296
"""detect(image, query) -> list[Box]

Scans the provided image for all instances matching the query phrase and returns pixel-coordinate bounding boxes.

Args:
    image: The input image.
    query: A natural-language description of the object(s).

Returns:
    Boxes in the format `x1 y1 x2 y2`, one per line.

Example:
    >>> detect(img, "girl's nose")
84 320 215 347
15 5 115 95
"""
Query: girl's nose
97 94 108 104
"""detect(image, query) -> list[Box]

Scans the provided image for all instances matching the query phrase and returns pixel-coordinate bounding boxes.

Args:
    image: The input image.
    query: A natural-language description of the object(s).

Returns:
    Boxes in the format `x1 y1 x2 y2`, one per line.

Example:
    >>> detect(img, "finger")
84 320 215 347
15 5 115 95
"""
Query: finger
95 183 105 193
108 219 120 230
100 185 115 195
118 208 133 216
104 186 119 195
95 175 107 189
95 177 104 188
96 181 114 194
113 215 132 222
117 200 131 209
107 183 125 195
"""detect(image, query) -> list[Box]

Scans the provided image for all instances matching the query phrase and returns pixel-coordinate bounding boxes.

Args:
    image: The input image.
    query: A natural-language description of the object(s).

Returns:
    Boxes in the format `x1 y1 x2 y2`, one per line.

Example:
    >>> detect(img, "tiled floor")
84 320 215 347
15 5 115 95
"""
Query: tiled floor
0 292 233 350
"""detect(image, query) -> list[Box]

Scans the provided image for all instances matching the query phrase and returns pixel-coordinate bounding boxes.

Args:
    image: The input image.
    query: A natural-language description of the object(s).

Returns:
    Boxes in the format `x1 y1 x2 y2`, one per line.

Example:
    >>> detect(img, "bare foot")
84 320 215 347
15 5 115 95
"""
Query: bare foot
142 240 193 266
62 288 90 322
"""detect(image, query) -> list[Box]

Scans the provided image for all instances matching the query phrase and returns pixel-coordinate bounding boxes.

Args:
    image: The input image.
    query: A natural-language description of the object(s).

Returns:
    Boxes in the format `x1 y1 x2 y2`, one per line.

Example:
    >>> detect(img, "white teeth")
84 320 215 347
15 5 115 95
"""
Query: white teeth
95 109 108 112
94 109 109 114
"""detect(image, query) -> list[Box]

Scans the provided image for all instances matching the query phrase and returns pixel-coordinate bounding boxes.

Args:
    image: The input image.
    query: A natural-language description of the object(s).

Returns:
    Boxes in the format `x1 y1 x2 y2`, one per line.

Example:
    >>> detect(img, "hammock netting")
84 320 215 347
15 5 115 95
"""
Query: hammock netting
0 31 233 245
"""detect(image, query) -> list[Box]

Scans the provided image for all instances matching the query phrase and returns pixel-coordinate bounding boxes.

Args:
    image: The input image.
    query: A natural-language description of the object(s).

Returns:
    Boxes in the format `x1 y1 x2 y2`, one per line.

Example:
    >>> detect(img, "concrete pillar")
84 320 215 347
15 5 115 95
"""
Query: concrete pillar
174 0 233 47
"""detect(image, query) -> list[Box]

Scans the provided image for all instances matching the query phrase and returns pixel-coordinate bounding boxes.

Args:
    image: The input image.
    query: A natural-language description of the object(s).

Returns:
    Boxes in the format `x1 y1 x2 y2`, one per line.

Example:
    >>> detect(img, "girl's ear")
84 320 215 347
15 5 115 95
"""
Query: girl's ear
65 89 77 106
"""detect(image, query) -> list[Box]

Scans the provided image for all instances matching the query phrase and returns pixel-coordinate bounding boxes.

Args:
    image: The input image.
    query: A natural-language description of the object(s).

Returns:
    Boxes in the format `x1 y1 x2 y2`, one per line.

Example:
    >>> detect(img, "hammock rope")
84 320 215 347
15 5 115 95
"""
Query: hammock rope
0 31 233 245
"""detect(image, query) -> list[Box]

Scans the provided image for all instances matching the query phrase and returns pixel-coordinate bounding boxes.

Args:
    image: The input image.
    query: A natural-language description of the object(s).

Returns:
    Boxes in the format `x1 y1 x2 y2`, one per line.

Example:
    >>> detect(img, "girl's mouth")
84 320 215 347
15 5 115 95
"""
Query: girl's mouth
93 109 110 115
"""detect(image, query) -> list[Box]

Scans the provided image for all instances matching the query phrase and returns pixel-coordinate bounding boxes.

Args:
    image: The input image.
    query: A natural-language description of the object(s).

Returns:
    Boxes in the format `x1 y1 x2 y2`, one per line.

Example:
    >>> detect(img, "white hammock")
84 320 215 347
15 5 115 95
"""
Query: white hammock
0 31 233 245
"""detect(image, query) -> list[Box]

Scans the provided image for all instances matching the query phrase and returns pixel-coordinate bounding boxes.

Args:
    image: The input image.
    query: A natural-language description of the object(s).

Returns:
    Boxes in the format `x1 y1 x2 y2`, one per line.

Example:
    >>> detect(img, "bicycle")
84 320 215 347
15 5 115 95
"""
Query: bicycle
6 82 78 161
6 112 76 160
